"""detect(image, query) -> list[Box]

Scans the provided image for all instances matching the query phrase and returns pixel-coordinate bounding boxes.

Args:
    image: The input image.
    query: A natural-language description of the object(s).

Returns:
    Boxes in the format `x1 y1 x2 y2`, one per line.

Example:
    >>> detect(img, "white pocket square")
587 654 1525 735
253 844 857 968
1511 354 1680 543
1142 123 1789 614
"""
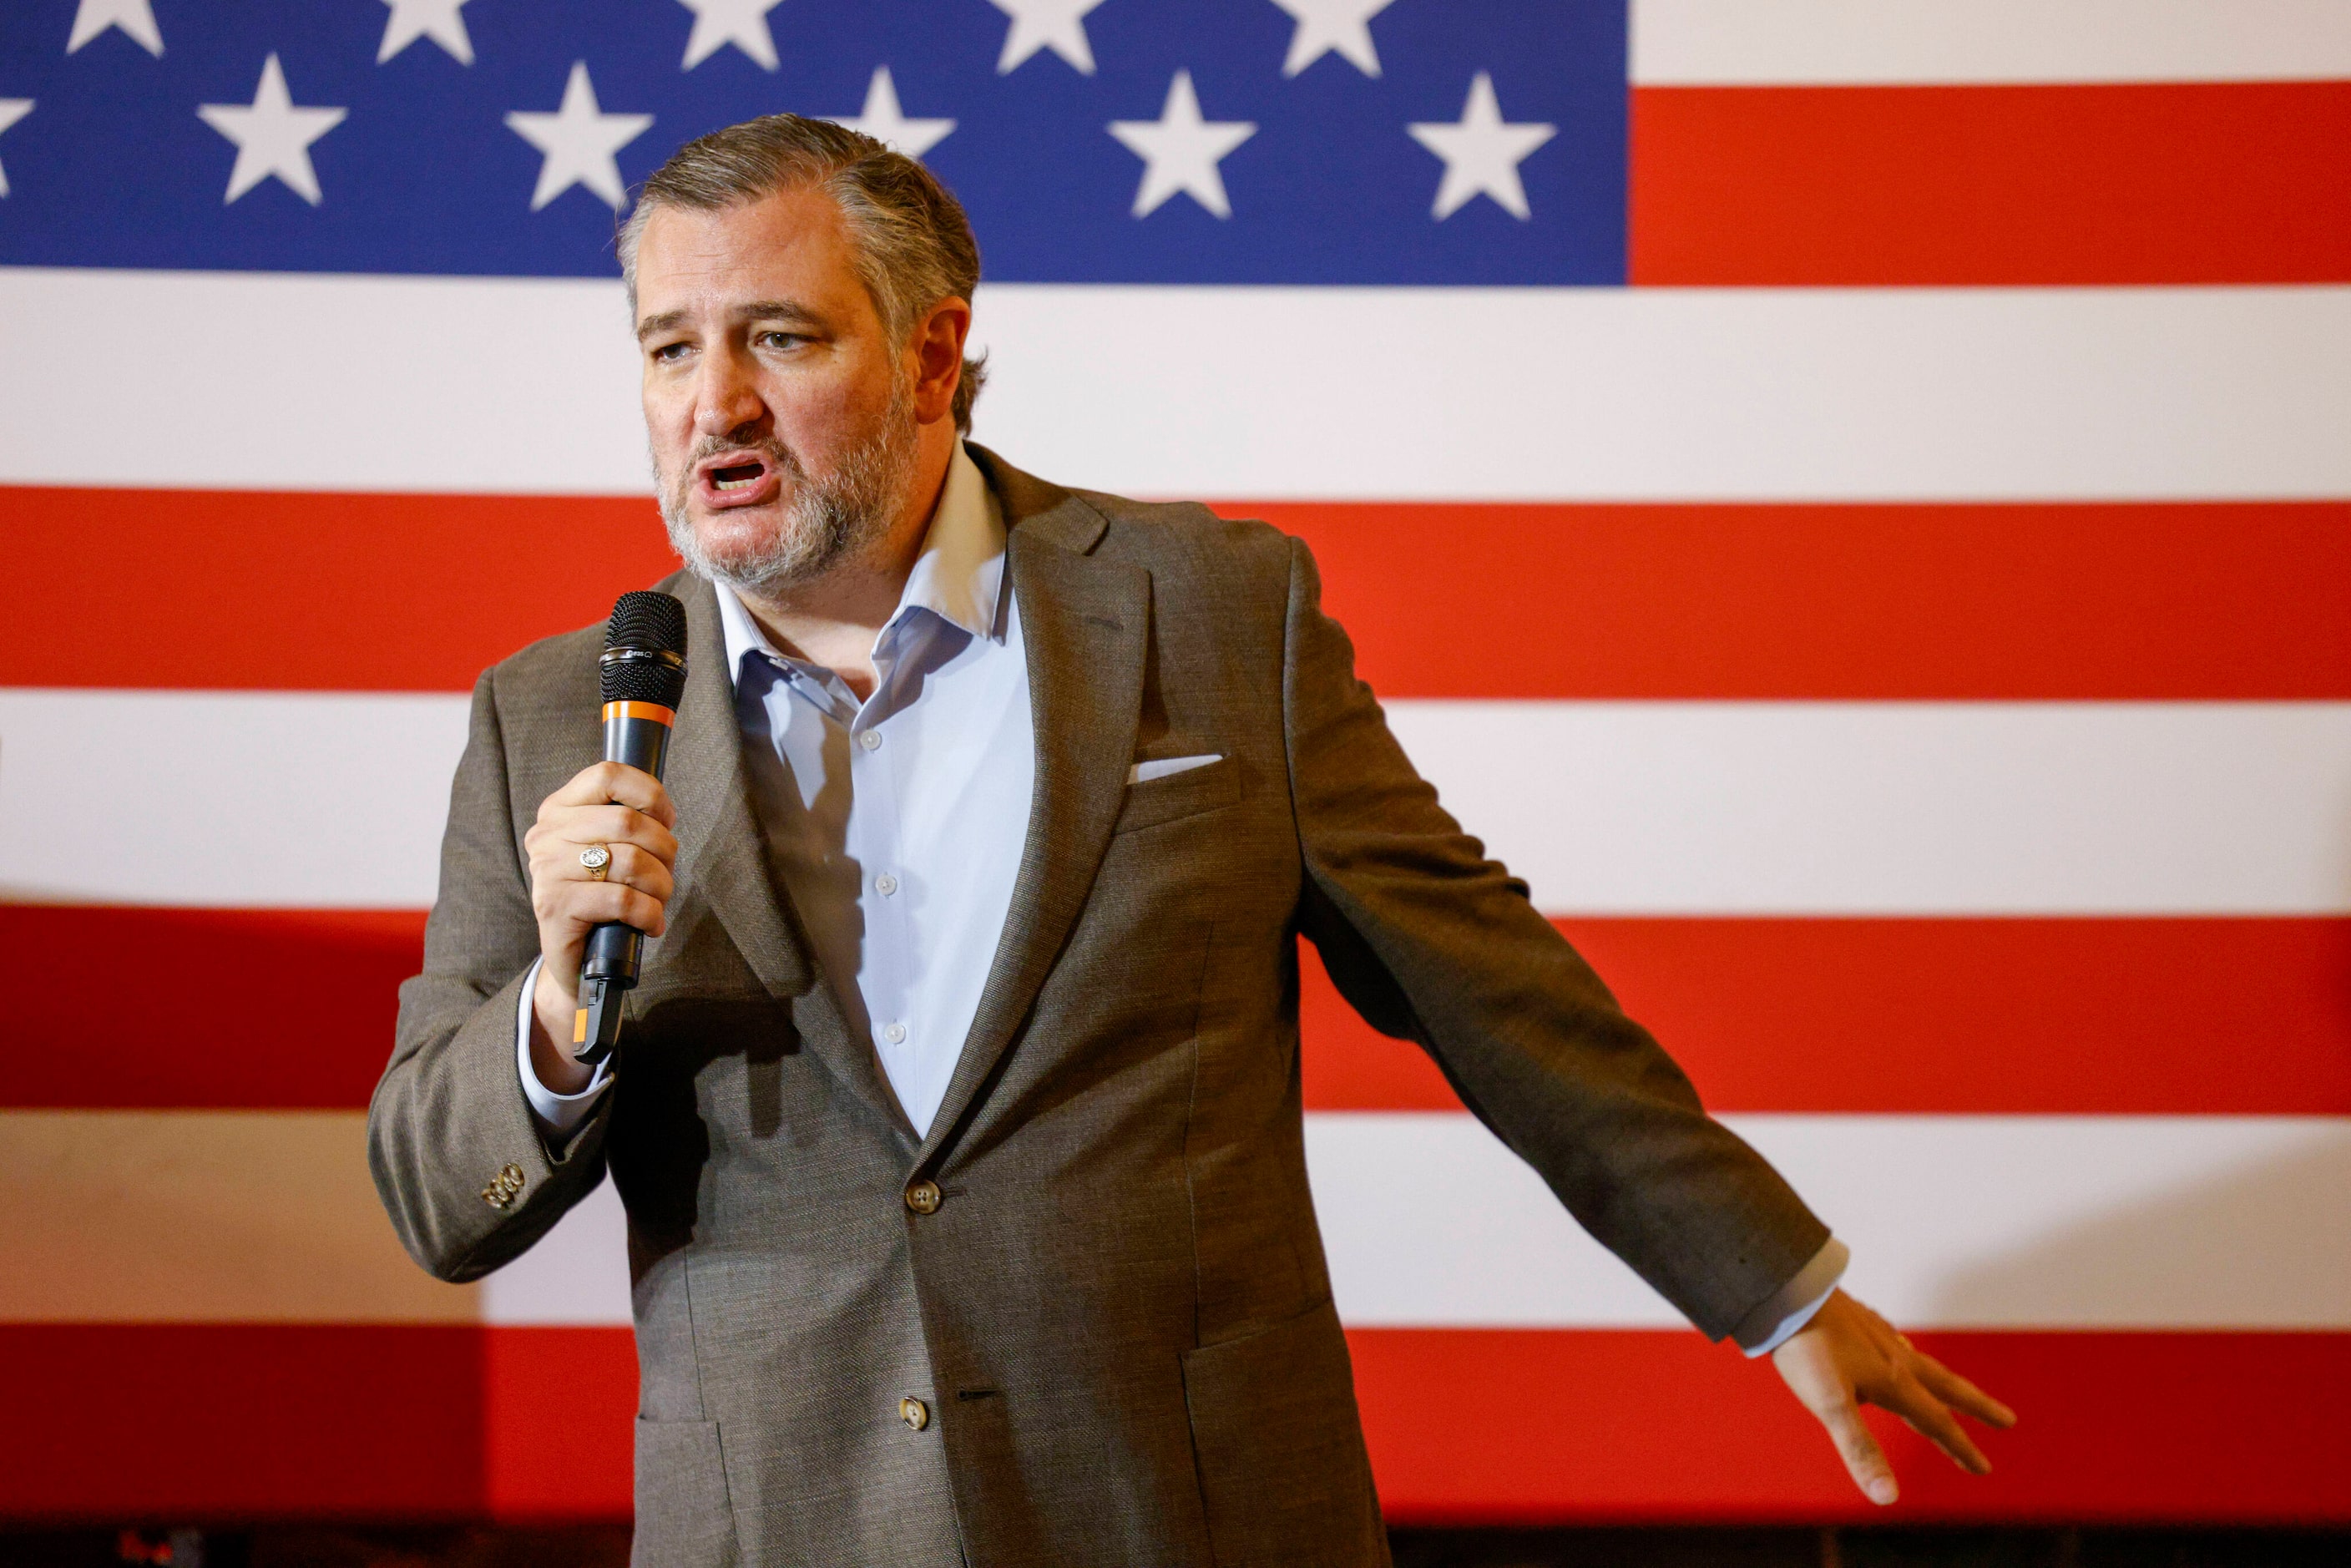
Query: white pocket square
1126 753 1222 786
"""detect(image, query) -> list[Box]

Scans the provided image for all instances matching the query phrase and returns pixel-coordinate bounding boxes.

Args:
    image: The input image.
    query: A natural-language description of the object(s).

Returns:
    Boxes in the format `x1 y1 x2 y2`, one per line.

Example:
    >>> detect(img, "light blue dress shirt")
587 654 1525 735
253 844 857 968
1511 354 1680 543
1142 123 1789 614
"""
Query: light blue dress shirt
716 441 1034 1137
518 438 1032 1140
514 438 1841 1350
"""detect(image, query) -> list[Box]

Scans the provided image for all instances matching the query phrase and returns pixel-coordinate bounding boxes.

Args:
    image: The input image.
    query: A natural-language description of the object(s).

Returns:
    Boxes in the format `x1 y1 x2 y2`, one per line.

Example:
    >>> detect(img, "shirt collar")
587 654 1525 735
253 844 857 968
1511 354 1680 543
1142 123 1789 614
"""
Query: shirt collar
713 438 1006 692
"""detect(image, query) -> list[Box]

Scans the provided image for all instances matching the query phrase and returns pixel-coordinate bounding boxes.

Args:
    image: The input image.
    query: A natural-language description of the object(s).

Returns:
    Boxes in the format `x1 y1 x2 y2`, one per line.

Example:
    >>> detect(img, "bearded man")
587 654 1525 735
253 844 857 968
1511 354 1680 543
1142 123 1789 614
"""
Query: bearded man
369 115 2012 1568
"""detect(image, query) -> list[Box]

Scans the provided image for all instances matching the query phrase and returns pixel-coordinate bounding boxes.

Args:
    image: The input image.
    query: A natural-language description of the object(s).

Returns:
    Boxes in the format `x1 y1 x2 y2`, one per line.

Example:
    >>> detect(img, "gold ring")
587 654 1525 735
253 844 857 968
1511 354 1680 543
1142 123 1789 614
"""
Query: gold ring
579 844 612 882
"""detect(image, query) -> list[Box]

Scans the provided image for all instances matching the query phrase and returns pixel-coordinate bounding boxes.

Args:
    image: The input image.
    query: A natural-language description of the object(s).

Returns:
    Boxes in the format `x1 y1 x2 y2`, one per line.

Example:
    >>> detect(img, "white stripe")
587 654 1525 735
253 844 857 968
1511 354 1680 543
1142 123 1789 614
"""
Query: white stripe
0 269 646 498
1388 700 2351 915
480 1177 630 1327
1312 1113 2351 1331
10 1110 2344 1330
8 690 2349 913
0 689 470 908
7 269 2349 502
1632 0 2351 84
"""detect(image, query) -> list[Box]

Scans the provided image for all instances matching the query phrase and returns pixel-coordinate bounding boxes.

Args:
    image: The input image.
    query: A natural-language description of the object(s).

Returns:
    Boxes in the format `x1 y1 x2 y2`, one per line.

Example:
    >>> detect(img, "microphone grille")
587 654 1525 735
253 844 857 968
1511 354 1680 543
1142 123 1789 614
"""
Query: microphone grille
602 591 689 708
606 590 688 656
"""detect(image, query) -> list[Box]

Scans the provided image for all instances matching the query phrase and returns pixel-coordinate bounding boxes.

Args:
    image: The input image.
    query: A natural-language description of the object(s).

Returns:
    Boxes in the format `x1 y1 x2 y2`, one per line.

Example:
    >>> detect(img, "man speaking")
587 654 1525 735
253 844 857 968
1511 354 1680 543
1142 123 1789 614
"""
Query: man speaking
371 115 2011 1567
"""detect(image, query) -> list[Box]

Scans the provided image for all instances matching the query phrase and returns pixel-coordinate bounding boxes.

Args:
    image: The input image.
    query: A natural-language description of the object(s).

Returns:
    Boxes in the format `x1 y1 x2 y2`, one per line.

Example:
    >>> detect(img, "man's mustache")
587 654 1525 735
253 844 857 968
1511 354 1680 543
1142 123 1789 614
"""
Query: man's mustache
685 432 806 479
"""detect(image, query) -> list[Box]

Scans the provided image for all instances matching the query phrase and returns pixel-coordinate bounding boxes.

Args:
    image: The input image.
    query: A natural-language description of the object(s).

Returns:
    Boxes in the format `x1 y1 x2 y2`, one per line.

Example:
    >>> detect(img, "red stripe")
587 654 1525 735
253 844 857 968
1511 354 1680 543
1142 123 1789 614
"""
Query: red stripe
2 486 676 693
1352 1328 2351 1524
1630 82 2351 286
485 1327 639 1520
0 1324 492 1519
3 906 425 1110
10 488 2349 699
0 1324 635 1521
13 907 2346 1116
1302 917 2351 1115
1260 499 2351 701
3 1326 2341 1523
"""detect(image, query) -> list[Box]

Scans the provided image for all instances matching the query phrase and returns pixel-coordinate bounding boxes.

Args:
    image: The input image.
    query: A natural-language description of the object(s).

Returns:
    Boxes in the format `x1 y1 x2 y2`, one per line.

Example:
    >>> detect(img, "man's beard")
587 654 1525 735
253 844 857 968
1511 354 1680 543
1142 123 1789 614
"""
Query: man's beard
658 378 920 599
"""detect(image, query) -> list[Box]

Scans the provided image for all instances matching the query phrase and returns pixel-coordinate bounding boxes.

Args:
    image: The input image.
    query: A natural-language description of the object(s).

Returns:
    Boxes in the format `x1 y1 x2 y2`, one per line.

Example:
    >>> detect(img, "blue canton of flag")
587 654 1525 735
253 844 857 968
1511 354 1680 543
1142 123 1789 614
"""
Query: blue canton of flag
0 0 1627 283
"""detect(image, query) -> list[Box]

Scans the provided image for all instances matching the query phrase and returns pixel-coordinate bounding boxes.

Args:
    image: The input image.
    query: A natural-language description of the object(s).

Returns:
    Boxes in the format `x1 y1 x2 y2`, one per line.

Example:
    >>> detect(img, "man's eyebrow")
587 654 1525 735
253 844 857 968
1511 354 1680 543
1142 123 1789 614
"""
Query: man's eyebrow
634 301 826 343
737 299 825 327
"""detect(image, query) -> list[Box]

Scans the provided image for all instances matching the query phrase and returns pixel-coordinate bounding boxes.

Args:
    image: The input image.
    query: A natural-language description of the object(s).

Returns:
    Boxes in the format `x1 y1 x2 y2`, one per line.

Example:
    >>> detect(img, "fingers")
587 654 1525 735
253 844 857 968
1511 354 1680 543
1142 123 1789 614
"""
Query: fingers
1912 1348 2019 1430
526 766 680 945
528 798 680 875
527 821 678 900
563 840 676 905
537 876 670 939
1850 1334 2008 1479
551 803 680 864
1846 1314 2000 1478
1881 1375 1991 1476
546 761 677 828
1818 1399 1899 1507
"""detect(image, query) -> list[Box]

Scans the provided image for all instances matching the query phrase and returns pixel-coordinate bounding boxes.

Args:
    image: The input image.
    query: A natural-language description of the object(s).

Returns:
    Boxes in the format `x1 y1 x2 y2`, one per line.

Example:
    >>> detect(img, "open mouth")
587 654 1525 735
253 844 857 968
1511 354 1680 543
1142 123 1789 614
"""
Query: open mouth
695 451 781 508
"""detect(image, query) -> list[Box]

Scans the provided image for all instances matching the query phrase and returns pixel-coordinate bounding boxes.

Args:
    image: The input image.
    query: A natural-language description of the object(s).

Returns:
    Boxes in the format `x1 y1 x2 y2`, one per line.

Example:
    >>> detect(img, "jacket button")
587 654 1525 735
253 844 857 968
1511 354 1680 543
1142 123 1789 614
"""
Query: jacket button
903 1180 941 1214
900 1396 930 1430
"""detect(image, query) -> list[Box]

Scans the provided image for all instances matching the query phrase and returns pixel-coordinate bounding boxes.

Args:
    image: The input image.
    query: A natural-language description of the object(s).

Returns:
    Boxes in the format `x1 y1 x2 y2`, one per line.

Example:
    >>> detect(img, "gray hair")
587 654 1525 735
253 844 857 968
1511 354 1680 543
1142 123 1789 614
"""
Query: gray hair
619 114 987 435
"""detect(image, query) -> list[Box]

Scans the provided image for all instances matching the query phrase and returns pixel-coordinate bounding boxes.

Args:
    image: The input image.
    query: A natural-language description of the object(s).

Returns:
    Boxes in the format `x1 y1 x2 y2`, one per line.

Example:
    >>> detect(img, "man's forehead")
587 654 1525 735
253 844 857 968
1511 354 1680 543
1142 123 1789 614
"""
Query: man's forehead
638 190 847 279
633 190 869 327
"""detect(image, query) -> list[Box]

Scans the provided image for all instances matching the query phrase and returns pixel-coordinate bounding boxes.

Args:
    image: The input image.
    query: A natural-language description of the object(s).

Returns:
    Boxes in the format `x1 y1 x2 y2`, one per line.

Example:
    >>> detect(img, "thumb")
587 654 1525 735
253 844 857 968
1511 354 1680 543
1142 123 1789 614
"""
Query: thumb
1820 1399 1898 1506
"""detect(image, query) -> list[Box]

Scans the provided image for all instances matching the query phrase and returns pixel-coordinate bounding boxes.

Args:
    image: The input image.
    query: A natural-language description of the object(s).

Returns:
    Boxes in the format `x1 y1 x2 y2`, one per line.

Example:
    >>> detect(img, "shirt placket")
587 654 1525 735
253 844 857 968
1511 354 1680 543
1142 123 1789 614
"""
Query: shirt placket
843 622 923 1100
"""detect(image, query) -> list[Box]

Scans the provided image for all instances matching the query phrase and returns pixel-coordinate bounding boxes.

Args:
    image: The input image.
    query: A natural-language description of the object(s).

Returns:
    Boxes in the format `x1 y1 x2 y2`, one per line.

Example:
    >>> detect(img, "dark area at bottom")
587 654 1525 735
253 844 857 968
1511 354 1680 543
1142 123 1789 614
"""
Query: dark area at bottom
3 1526 2348 1568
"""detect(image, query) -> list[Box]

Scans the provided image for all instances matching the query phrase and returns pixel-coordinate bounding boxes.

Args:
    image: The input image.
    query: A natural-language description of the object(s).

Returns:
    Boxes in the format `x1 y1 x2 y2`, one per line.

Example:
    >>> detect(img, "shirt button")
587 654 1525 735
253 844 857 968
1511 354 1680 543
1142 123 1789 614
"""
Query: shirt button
900 1396 930 1430
904 1180 941 1215
859 730 882 751
875 873 899 896
884 1022 907 1044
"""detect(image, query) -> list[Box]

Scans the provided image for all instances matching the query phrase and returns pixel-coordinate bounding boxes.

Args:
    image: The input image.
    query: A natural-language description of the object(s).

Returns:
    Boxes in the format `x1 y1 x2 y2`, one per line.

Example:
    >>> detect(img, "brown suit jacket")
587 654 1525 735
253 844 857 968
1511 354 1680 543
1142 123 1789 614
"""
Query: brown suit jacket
370 448 1828 1568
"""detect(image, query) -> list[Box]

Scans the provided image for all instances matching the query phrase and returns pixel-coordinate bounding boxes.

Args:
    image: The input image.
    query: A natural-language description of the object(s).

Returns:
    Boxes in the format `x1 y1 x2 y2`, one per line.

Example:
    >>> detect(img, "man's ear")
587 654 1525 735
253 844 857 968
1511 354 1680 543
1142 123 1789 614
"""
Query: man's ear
909 296 973 425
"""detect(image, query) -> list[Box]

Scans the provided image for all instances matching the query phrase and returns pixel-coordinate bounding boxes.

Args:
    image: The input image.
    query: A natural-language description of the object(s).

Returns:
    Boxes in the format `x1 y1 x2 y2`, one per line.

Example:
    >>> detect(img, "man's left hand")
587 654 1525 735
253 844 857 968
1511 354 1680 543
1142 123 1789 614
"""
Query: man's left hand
1772 1288 2017 1505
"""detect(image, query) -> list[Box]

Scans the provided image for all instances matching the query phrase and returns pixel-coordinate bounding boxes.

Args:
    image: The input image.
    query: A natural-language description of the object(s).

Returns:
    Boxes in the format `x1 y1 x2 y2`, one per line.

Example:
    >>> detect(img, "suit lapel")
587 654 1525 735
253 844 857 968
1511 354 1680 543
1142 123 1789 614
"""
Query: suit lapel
663 577 913 1140
918 483 1149 1163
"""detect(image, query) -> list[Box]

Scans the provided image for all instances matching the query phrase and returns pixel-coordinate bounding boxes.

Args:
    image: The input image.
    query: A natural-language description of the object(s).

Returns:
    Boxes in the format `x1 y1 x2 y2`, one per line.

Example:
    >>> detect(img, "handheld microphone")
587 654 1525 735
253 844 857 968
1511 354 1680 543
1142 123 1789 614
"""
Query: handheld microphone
574 589 689 1065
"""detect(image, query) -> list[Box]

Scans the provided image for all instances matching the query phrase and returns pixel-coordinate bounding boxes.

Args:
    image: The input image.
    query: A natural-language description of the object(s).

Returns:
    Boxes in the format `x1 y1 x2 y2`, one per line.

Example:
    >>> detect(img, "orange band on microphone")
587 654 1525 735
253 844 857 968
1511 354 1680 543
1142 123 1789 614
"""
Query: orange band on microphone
602 701 677 726
573 1009 589 1045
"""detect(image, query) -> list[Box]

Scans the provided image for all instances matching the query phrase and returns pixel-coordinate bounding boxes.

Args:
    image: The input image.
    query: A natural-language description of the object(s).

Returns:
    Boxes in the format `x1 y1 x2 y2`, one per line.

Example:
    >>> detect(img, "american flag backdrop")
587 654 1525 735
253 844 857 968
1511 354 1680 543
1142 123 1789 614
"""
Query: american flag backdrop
3 0 2350 1527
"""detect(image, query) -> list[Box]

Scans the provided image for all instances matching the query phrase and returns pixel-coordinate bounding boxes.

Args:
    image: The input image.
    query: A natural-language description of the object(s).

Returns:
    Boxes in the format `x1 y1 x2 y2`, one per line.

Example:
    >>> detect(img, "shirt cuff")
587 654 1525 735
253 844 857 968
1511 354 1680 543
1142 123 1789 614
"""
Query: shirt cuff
1729 1237 1849 1358
515 956 613 1141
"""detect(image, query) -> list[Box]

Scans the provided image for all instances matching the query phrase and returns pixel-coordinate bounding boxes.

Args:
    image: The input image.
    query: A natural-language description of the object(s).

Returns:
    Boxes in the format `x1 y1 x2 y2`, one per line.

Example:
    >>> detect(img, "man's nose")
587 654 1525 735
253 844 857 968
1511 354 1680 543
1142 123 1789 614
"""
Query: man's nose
692 352 766 439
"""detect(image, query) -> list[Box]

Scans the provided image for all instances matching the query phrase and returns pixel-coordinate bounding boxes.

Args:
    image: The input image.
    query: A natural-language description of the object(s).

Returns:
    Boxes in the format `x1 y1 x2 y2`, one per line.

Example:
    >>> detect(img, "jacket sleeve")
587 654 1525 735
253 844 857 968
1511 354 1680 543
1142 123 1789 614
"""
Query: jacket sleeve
368 665 614 1282
1278 534 1828 1341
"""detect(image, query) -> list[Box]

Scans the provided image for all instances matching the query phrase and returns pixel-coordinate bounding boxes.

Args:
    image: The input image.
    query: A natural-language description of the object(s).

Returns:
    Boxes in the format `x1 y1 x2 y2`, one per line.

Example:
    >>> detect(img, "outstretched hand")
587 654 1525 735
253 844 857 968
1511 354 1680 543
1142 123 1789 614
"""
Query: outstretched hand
1772 1289 2016 1505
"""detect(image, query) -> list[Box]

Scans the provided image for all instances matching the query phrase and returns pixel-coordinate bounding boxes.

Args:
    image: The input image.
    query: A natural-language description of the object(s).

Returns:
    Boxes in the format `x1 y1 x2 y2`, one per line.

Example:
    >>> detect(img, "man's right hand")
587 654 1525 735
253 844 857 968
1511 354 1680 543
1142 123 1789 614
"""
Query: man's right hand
521 761 680 1094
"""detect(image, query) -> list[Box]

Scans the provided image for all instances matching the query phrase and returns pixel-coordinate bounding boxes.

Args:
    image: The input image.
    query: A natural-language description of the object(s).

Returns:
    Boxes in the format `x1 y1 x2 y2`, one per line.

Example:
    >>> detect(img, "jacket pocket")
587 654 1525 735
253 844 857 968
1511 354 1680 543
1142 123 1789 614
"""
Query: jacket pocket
631 1417 738 1568
1181 1299 1388 1568
1114 754 1242 835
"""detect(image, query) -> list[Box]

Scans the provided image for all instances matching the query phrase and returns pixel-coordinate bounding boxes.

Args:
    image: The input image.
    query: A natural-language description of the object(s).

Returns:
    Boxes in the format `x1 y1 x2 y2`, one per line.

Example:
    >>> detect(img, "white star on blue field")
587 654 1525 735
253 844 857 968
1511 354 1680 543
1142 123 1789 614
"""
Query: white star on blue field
0 0 1625 283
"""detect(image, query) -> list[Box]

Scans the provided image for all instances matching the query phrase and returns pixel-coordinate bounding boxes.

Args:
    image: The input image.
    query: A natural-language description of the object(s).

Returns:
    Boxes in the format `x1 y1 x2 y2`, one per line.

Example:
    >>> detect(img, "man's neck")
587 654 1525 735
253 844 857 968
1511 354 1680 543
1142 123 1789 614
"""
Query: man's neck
737 427 956 700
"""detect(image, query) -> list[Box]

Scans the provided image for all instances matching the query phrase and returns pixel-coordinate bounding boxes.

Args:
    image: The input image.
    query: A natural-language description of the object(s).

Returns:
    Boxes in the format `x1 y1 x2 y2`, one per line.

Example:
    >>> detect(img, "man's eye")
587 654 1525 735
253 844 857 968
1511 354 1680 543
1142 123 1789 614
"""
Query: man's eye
650 341 690 363
757 331 805 350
